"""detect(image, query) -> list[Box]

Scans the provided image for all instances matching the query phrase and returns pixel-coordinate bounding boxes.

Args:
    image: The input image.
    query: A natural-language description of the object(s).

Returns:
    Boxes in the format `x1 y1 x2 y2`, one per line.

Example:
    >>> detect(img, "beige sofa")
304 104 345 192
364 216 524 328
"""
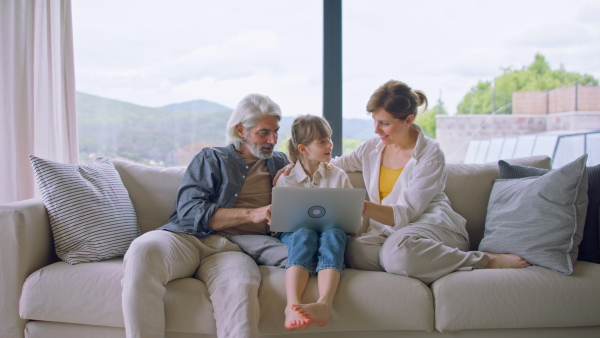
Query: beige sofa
2 155 600 338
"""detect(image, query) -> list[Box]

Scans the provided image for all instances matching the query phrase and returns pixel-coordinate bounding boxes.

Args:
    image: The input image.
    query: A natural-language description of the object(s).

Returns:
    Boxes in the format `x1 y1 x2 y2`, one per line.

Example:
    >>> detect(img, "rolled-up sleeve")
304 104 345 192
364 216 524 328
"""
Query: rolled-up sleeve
176 156 222 232
175 153 224 233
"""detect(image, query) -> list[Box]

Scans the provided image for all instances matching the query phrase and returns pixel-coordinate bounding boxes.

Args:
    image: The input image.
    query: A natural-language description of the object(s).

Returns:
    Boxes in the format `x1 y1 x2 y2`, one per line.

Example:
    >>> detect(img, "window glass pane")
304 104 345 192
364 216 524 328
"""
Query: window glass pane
499 137 517 160
485 138 504 163
475 140 490 163
553 135 585 168
586 132 600 165
464 140 480 164
532 135 558 158
72 0 322 166
343 1 599 159
513 135 536 158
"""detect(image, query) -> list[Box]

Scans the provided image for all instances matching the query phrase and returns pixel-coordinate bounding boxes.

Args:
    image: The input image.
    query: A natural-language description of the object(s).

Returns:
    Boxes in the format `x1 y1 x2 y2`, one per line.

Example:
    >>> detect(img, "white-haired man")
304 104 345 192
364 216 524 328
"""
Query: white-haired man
122 93 290 338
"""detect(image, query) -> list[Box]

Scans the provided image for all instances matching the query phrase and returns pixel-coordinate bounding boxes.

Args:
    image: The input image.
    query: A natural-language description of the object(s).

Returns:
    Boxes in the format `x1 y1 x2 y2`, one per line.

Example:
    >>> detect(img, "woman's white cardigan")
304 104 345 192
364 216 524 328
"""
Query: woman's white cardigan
330 124 468 239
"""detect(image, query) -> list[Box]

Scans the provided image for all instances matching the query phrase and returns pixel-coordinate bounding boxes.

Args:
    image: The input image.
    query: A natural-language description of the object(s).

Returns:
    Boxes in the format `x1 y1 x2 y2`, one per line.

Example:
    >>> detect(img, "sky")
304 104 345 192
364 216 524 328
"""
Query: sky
71 0 600 119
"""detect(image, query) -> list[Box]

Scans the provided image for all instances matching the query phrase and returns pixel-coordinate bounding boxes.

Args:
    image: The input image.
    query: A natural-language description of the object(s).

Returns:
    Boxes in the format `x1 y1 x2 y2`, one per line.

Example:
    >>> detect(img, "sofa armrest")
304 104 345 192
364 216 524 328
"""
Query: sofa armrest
0 198 57 338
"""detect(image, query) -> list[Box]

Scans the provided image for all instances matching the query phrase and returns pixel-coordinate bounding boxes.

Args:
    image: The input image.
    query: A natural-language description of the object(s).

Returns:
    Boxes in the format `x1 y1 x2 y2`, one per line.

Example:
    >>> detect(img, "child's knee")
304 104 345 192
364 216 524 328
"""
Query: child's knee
294 228 319 242
322 228 348 244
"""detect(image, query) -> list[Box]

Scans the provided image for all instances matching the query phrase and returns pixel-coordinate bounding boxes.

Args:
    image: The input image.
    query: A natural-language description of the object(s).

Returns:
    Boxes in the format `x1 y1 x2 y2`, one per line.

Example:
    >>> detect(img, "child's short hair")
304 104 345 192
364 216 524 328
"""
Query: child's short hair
287 114 333 163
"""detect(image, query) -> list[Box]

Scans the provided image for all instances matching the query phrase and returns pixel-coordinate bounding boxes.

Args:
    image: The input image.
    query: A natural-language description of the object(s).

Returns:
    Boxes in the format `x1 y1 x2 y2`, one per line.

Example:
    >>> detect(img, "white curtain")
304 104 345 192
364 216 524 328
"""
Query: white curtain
0 0 78 204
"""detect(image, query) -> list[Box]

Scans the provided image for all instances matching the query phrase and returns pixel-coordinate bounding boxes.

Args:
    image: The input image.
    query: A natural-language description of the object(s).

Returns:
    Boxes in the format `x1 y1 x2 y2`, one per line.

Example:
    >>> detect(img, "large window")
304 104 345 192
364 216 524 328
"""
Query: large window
342 0 600 160
73 1 599 166
72 0 322 166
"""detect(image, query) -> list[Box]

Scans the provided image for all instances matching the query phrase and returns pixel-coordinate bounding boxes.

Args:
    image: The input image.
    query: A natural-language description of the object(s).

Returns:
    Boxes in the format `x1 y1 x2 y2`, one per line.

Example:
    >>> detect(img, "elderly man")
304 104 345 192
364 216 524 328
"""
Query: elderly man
122 93 290 338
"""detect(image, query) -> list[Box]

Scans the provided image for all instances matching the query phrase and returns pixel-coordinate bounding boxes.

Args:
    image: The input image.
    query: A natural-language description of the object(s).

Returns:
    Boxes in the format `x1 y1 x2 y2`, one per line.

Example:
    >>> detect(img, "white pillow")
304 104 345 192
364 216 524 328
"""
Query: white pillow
30 156 140 264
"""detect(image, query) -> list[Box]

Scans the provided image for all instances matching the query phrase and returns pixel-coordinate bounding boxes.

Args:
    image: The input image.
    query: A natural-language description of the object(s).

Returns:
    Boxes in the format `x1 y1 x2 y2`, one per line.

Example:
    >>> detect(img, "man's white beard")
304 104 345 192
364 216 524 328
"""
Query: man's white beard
244 135 274 160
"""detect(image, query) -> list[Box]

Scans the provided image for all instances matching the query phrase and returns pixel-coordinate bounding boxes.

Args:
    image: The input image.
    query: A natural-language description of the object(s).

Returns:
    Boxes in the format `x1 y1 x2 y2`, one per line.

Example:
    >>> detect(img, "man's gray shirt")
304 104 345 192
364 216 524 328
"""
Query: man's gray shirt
158 144 290 237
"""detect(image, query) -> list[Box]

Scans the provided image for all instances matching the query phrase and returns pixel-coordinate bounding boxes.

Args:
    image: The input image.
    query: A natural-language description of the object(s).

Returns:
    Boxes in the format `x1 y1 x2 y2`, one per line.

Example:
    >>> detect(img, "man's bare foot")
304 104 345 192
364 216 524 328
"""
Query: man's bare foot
284 304 311 330
485 253 531 269
292 302 331 327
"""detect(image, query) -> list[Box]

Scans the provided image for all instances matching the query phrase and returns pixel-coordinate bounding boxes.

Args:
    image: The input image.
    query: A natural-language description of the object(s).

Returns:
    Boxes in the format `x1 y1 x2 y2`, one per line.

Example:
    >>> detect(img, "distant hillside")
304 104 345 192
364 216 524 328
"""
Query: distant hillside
77 92 231 166
160 99 232 114
76 92 372 166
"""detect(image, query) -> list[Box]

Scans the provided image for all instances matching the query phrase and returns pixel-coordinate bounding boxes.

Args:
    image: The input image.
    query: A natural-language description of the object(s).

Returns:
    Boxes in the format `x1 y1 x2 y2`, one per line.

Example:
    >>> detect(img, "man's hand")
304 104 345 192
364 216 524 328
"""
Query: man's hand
251 205 272 225
273 163 294 186
208 205 272 230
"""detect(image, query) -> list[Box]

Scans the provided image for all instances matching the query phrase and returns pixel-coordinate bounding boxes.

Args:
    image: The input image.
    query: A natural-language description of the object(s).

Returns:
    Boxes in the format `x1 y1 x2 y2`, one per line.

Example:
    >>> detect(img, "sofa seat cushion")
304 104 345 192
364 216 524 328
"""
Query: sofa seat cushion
431 262 600 332
20 260 435 334
20 258 217 335
257 266 435 334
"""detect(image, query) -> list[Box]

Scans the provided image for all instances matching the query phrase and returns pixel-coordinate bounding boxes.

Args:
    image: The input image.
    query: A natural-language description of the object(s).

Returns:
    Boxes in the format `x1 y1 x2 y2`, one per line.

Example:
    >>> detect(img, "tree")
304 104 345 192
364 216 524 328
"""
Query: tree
456 53 599 114
342 138 363 154
416 96 447 139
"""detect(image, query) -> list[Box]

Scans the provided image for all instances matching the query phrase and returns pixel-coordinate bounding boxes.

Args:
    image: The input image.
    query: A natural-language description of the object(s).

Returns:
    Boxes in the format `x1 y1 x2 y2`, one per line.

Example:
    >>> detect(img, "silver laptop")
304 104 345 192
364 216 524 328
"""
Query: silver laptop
270 187 366 234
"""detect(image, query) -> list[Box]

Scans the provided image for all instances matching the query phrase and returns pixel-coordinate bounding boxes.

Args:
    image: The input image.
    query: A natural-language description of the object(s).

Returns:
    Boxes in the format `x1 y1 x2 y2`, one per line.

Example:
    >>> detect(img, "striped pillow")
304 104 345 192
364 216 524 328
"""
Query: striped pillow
30 156 140 264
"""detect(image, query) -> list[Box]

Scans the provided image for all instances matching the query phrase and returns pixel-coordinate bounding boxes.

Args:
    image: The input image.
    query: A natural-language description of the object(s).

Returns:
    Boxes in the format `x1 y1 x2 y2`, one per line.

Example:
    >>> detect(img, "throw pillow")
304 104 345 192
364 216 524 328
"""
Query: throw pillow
30 155 141 264
479 154 589 274
499 160 600 264
228 234 288 268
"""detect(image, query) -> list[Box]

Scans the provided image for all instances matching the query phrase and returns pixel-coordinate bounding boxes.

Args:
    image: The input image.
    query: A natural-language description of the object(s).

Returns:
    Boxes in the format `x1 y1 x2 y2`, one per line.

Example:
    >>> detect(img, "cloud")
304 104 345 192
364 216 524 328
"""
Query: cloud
72 0 600 119
577 4 600 25
510 23 595 48
229 29 279 47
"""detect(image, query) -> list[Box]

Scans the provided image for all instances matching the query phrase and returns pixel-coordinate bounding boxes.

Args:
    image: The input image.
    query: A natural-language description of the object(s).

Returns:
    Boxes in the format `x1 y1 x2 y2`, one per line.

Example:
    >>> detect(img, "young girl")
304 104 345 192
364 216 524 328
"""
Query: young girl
275 114 354 330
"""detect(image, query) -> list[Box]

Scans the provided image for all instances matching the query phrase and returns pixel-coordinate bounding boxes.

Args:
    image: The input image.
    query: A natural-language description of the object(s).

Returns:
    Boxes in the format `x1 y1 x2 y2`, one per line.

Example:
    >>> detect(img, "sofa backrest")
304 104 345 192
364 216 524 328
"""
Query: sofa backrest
112 155 551 250
112 158 186 234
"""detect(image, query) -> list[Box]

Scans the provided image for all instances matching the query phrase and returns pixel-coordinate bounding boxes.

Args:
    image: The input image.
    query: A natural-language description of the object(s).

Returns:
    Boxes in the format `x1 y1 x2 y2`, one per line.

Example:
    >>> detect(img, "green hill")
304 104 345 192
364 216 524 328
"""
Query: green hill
76 92 372 166
160 99 232 114
77 92 231 166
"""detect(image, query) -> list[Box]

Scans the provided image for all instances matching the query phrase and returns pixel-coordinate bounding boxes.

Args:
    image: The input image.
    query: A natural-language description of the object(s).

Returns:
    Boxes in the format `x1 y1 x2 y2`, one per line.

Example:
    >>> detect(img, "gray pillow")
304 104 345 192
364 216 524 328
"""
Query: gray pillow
499 160 600 263
479 154 589 274
228 234 288 268
30 156 141 264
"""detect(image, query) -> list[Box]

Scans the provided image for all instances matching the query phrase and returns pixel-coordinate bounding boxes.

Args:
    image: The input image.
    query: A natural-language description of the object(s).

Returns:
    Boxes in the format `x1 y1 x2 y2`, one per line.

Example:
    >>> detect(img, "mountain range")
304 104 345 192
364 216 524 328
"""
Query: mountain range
76 92 373 166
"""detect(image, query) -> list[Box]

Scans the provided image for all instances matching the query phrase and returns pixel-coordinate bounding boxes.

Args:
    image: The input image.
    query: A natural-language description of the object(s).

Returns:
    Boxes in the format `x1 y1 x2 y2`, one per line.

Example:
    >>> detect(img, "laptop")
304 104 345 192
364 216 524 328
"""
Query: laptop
269 187 367 234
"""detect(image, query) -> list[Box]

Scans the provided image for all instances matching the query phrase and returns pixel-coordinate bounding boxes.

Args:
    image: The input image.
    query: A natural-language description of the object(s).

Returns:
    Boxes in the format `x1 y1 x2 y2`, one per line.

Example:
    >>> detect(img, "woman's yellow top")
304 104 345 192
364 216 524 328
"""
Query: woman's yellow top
379 165 404 200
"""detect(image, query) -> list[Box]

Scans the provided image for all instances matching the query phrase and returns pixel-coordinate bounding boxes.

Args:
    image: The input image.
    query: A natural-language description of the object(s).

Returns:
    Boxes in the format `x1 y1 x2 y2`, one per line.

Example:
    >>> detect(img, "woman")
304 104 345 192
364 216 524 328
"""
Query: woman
279 80 530 285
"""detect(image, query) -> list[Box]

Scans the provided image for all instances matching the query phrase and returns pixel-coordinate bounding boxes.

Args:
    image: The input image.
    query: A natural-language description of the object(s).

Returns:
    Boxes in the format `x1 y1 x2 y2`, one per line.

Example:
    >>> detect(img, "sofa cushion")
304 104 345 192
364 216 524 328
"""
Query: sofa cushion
444 156 551 250
19 258 217 334
479 155 588 275
257 266 435 334
20 260 435 334
432 262 600 332
29 156 140 264
498 160 600 264
111 158 186 233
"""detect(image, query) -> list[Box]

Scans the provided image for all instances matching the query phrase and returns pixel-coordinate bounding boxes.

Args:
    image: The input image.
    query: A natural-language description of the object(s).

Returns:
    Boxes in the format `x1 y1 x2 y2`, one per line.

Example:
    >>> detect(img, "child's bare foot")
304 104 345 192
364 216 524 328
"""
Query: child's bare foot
284 304 311 330
292 302 331 327
485 253 531 269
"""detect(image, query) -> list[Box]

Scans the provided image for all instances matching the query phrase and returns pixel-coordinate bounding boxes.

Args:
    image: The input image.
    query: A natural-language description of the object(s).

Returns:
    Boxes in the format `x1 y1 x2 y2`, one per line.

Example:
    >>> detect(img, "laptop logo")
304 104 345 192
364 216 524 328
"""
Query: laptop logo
308 206 326 218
